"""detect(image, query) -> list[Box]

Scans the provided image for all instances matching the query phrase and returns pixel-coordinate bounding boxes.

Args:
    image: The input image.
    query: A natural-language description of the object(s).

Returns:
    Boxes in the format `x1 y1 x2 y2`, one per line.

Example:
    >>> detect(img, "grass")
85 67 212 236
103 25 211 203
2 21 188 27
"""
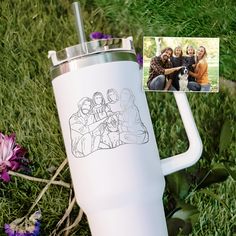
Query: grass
0 0 236 235
189 179 236 235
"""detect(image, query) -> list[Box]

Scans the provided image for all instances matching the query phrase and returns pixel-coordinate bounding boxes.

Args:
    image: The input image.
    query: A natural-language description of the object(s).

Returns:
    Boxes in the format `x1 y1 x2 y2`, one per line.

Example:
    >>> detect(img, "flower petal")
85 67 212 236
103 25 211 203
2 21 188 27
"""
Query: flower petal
4 224 15 236
89 31 104 40
1 169 10 182
0 132 29 182
9 161 20 171
136 53 143 67
11 145 27 160
0 134 15 161
33 221 41 236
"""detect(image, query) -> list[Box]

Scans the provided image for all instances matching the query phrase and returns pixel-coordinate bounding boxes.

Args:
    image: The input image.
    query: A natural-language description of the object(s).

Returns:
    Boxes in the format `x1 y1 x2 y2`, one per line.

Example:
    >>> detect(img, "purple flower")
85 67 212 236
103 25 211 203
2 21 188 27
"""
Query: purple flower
0 132 28 182
90 32 112 40
136 53 143 67
4 211 41 236
89 31 104 40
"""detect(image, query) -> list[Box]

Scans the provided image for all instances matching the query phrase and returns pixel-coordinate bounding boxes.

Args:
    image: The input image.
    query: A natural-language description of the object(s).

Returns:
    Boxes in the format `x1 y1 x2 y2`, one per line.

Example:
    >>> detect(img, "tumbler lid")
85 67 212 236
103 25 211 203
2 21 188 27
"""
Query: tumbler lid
48 38 135 67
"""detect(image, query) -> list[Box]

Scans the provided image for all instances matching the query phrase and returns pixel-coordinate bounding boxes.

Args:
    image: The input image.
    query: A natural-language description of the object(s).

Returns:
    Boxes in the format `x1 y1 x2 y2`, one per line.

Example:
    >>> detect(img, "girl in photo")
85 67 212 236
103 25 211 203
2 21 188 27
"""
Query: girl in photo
188 46 210 92
170 46 184 90
184 45 201 91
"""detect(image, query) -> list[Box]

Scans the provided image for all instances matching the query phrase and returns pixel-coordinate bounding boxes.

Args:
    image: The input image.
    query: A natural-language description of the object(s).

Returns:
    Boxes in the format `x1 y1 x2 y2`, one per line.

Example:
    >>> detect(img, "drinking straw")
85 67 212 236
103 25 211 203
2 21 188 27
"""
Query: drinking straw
72 2 87 52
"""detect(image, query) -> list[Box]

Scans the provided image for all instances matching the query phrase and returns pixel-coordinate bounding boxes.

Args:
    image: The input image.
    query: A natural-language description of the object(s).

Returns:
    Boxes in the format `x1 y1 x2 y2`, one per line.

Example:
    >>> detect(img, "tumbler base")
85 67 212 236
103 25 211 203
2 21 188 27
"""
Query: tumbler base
87 201 168 236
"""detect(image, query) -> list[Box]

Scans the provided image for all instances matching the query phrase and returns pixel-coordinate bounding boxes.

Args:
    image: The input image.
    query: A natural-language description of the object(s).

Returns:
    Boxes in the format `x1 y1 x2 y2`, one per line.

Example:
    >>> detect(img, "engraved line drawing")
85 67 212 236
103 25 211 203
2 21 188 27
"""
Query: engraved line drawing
119 88 149 145
69 88 149 158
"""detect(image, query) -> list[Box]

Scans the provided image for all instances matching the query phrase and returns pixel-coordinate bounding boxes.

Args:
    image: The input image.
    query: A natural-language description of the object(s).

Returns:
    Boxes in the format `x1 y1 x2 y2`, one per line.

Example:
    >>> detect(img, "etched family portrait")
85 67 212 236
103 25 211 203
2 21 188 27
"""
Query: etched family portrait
143 37 219 92
69 88 149 158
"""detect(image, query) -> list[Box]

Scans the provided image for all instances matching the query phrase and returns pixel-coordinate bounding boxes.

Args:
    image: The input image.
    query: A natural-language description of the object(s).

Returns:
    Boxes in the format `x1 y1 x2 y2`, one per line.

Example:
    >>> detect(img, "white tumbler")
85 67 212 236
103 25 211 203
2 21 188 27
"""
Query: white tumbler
48 4 202 234
48 36 202 236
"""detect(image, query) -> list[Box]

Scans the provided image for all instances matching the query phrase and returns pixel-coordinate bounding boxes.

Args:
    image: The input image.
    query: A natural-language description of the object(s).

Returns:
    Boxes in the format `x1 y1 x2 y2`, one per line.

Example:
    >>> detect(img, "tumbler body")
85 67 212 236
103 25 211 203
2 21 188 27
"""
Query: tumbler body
50 39 168 236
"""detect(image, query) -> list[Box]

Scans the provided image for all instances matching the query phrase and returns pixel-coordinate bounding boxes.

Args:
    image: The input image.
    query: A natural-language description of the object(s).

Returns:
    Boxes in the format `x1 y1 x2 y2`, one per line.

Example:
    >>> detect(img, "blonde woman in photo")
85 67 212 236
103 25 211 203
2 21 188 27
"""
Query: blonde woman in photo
188 46 210 91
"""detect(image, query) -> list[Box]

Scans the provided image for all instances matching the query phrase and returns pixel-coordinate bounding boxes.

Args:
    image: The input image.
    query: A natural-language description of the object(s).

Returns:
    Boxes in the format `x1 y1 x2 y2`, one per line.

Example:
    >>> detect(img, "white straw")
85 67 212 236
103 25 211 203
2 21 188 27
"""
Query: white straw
72 2 87 51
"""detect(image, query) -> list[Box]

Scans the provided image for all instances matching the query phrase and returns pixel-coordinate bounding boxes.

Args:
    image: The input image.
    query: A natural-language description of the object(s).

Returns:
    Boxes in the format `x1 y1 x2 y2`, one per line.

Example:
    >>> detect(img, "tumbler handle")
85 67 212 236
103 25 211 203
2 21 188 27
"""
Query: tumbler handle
160 92 202 176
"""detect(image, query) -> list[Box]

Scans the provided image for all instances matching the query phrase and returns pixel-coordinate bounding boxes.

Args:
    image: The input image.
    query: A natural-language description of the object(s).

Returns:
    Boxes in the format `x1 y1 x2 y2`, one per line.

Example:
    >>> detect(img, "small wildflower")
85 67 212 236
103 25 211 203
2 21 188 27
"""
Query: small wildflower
89 31 104 40
4 210 41 236
0 132 28 182
90 31 112 40
136 53 143 68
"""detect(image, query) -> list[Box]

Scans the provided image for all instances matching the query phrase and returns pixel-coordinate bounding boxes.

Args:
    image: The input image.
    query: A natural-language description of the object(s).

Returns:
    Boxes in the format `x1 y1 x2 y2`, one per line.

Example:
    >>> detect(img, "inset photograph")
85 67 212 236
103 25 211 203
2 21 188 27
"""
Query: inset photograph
143 37 219 92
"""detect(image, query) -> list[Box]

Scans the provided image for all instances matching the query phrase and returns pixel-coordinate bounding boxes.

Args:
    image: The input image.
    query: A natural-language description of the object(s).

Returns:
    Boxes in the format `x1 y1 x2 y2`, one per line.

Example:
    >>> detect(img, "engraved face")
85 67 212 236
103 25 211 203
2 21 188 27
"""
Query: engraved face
94 95 102 105
120 89 131 109
81 100 91 114
107 89 119 104
121 90 130 102
108 91 118 102
93 92 104 106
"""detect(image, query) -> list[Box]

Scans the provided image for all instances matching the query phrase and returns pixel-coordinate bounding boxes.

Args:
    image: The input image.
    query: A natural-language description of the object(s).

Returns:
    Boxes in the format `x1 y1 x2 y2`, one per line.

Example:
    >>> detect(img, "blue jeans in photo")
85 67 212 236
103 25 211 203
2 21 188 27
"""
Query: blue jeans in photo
149 75 176 91
188 82 211 92
200 84 211 91
188 82 201 91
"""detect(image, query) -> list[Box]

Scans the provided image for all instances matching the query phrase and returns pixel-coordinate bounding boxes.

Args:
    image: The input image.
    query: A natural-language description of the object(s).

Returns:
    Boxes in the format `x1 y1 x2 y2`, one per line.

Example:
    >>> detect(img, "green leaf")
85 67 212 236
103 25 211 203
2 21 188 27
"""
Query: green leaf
196 164 229 189
224 162 236 181
219 120 233 154
166 171 190 200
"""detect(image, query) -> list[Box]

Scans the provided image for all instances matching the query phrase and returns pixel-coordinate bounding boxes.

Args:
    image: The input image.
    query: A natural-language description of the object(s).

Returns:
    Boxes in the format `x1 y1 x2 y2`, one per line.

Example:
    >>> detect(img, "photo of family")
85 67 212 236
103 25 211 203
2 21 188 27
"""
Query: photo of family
69 88 149 158
143 37 219 92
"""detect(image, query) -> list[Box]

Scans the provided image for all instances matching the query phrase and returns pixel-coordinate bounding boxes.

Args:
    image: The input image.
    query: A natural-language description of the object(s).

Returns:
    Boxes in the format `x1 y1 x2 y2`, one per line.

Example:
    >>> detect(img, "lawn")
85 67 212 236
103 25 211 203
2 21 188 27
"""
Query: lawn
0 0 235 235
